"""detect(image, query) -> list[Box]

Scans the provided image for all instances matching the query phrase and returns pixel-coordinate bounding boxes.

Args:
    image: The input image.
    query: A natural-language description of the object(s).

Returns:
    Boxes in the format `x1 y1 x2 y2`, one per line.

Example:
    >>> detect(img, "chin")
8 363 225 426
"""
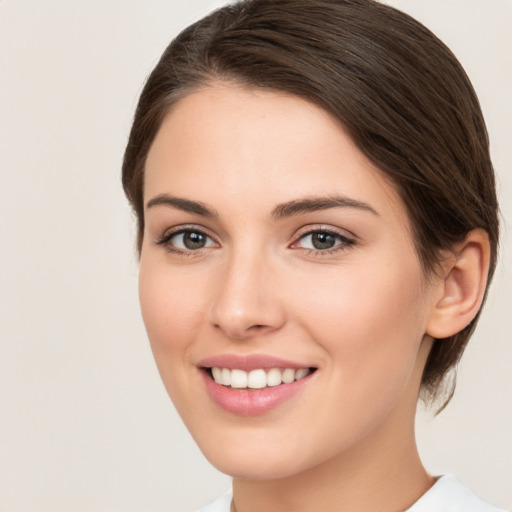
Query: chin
189 423 326 481
204 450 306 481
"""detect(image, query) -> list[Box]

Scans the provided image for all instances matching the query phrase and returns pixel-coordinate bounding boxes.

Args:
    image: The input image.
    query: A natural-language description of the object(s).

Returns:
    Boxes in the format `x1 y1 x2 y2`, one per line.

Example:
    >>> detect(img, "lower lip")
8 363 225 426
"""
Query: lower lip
201 370 315 416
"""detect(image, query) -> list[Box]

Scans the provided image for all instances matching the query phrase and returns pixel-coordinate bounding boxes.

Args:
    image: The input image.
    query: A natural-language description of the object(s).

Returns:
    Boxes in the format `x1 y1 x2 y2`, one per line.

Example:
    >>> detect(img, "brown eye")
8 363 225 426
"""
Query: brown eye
311 232 337 250
182 231 207 249
158 229 216 252
295 229 355 253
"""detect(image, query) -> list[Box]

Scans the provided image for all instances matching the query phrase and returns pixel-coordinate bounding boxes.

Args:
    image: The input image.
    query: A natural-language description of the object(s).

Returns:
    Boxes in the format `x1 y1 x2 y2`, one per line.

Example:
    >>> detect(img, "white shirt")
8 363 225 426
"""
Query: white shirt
197 475 508 512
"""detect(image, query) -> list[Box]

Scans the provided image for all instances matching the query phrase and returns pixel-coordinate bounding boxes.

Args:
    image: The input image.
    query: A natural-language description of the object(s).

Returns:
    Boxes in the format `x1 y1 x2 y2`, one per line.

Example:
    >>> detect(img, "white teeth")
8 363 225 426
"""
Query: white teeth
231 369 248 389
212 367 222 383
247 369 267 389
221 368 231 386
282 368 296 384
266 368 282 387
210 367 312 388
295 368 309 380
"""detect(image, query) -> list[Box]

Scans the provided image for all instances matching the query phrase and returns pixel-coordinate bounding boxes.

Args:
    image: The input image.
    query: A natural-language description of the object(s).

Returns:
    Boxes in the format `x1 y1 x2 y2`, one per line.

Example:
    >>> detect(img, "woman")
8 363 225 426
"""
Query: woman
122 0 505 510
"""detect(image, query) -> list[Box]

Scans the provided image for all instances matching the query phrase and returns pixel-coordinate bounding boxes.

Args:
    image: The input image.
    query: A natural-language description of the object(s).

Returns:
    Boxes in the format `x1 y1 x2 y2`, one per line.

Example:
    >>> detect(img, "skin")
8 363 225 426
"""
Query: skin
139 83 488 512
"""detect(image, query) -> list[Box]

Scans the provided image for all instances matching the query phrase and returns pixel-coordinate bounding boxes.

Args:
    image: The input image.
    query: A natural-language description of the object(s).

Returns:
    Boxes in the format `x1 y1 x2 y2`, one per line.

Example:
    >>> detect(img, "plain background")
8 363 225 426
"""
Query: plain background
0 1 510 511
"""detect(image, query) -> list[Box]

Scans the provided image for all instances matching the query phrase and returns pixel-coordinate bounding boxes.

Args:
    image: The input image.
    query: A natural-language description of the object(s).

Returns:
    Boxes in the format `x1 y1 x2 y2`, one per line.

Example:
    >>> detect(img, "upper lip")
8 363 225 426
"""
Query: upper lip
198 354 315 372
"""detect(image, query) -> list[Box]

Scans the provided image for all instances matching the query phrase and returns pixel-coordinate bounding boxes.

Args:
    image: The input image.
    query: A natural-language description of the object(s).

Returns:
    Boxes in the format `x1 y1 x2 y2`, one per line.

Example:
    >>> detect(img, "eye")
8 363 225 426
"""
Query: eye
293 229 355 253
300 232 338 250
156 228 217 253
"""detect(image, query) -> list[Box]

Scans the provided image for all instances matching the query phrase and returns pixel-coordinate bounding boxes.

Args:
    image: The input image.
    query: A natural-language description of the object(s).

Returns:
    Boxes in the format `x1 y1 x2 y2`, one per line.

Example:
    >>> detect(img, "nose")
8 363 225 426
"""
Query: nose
209 249 286 341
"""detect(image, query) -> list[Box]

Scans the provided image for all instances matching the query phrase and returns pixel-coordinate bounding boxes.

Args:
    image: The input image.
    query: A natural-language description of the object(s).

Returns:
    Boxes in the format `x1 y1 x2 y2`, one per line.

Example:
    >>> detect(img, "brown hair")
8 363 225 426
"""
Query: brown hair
122 0 499 409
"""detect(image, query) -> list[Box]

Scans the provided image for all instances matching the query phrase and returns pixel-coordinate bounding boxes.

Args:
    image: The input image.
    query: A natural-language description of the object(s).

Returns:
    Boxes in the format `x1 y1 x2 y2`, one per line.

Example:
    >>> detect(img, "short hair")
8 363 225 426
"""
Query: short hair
122 0 499 410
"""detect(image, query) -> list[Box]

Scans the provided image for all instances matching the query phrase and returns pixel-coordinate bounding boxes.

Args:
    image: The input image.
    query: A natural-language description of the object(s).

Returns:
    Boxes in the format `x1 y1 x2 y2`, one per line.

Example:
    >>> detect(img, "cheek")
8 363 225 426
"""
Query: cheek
294 258 428 392
138 261 207 364
138 259 218 421
278 262 429 462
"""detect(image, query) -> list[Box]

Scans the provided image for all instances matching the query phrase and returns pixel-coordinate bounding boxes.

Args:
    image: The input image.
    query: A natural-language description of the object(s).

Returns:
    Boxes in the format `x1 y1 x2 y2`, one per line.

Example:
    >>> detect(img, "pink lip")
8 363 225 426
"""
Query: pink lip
198 354 311 372
201 372 314 415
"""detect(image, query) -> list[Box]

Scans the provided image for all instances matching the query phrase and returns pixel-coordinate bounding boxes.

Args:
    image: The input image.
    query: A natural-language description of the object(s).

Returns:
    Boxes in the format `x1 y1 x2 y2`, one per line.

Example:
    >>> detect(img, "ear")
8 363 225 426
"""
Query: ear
426 229 491 339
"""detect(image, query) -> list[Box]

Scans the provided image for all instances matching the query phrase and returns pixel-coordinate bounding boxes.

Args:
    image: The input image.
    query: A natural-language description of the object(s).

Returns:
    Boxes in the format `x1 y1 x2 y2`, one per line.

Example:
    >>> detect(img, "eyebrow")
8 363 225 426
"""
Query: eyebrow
271 195 379 219
145 194 219 218
145 193 378 219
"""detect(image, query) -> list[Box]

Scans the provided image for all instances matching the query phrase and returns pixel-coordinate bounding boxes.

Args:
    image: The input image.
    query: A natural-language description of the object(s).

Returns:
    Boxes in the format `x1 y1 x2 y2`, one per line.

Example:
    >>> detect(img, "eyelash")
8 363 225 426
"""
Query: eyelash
155 225 356 257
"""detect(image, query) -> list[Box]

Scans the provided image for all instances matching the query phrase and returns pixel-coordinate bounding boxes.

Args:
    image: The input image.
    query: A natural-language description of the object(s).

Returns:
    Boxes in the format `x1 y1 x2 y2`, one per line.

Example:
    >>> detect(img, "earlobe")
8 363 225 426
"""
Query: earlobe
426 229 491 339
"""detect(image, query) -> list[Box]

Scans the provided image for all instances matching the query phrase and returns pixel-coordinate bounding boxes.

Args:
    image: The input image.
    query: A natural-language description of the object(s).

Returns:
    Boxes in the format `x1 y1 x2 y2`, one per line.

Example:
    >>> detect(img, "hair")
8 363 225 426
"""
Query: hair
122 0 499 410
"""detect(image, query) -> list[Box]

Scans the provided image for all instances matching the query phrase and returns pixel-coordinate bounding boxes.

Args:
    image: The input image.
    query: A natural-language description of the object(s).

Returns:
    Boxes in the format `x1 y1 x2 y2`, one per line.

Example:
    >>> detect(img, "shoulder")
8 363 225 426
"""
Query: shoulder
407 475 508 512
196 490 233 512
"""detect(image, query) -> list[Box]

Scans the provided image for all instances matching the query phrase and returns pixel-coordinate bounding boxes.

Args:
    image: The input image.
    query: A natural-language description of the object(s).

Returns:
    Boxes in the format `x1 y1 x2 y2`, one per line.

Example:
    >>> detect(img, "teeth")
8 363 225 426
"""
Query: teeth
210 367 312 389
266 368 282 387
247 369 267 389
231 369 247 389
212 367 222 383
221 368 231 386
282 368 295 384
295 368 309 380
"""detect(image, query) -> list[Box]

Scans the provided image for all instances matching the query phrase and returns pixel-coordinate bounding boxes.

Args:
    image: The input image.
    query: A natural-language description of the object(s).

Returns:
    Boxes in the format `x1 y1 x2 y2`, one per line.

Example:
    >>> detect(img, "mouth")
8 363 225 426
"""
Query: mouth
199 358 318 415
198 354 318 415
203 366 317 390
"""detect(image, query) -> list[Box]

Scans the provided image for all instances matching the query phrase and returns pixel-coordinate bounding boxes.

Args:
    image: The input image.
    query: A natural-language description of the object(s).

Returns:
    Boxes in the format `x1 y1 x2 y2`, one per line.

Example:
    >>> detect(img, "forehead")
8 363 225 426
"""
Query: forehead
144 83 410 229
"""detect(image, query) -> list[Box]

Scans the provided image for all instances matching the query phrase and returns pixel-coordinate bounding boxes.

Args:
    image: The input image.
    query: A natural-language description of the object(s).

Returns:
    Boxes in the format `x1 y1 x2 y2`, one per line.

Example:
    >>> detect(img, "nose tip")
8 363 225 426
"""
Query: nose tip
209 260 286 341
211 294 285 341
212 310 278 341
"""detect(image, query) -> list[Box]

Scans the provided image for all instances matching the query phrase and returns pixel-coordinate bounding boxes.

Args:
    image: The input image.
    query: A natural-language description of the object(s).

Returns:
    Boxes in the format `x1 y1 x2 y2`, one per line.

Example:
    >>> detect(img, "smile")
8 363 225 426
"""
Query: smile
209 367 313 389
198 355 318 415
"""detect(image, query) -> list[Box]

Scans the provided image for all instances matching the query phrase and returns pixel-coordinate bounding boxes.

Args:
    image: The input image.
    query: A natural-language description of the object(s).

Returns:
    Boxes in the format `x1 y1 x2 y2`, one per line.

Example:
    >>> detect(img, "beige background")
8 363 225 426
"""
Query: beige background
0 1 510 510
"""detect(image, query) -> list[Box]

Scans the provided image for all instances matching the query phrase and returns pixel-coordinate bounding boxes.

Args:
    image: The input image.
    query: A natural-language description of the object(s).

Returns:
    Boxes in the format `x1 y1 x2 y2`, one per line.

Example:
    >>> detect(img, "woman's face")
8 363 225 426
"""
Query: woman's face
140 84 439 479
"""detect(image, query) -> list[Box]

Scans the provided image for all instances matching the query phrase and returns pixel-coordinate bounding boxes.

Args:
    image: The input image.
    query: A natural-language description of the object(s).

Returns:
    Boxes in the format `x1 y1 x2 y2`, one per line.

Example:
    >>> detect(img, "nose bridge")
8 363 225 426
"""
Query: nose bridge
210 240 284 340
